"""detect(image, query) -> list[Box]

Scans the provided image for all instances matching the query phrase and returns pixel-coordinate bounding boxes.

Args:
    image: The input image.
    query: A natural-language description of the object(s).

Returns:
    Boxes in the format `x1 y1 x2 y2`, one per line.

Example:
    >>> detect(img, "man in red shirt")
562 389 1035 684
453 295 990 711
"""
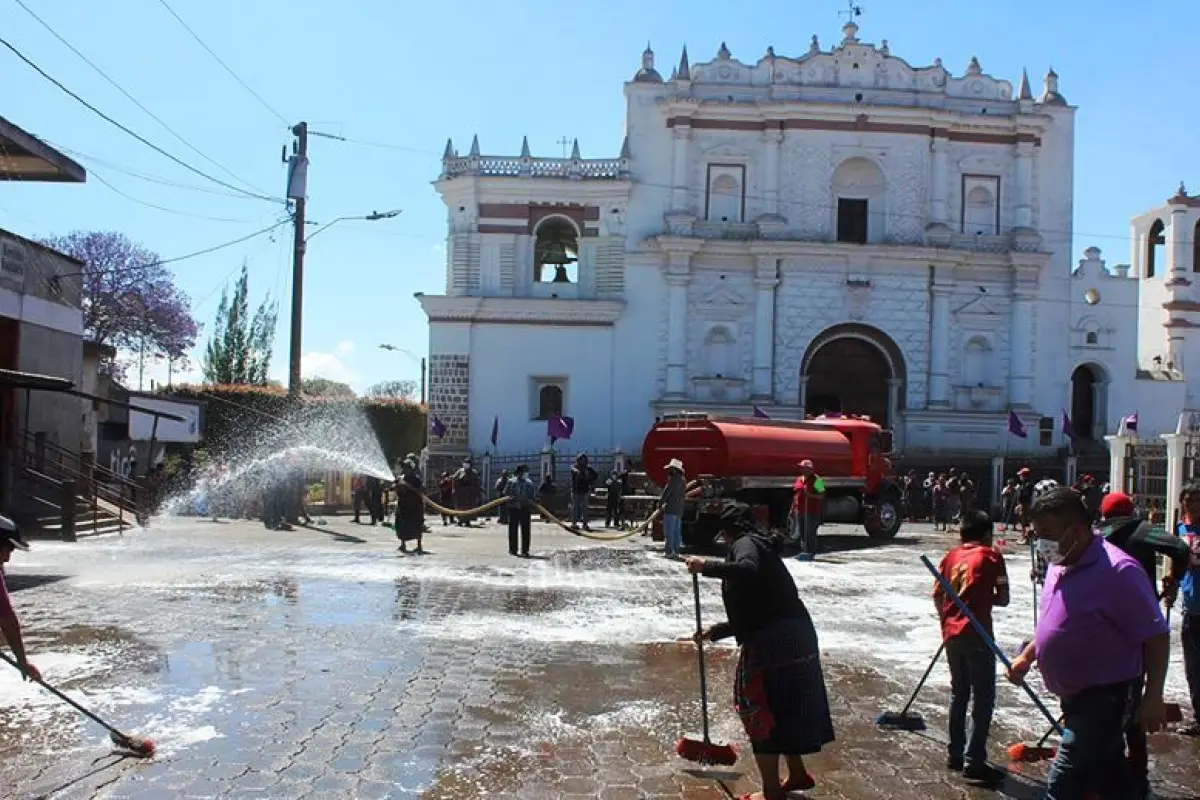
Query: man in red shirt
932 509 1009 784
792 460 825 561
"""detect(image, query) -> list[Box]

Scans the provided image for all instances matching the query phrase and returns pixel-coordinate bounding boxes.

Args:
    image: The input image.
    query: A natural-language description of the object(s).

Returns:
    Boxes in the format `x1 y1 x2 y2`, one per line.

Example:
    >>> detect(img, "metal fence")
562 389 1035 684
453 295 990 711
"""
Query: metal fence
1125 441 1169 523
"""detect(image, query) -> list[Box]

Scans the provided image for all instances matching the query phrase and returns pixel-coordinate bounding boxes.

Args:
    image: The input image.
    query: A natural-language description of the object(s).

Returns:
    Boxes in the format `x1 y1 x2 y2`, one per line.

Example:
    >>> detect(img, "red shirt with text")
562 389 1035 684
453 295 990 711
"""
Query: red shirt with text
934 543 1008 640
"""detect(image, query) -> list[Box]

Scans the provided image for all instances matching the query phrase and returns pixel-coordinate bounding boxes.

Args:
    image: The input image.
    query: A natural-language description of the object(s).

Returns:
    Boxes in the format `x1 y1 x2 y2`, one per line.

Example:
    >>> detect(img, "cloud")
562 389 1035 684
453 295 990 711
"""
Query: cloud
300 351 361 387
334 339 355 357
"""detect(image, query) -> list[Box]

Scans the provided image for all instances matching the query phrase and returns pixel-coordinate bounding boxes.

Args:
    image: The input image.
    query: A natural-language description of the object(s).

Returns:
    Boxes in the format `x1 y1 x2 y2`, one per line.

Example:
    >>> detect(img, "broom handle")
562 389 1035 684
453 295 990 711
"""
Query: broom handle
898 642 944 717
1029 540 1039 627
692 573 711 743
921 555 1063 735
0 650 120 735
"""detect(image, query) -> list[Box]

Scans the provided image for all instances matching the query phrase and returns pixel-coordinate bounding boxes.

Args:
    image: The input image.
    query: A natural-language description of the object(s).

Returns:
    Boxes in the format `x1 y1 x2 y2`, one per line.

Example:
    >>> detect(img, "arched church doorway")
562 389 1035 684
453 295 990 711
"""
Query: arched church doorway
1070 364 1106 442
801 324 905 428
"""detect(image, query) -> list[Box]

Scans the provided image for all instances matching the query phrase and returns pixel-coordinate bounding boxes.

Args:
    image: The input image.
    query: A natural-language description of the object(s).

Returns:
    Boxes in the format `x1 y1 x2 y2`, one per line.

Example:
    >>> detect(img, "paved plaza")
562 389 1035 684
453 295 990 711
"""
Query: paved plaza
1 515 1198 799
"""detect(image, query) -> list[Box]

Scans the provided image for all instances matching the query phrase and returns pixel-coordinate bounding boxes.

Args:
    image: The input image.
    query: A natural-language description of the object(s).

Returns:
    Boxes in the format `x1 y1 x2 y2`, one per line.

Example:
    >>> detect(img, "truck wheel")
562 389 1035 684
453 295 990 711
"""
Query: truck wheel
865 494 902 539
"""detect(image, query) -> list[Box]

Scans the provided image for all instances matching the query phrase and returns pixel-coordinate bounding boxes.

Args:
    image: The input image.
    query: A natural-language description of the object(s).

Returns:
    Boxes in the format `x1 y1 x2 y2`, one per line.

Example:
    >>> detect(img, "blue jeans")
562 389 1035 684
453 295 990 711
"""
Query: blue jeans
571 492 589 526
663 513 682 555
1045 681 1139 799
1183 613 1200 721
945 633 996 766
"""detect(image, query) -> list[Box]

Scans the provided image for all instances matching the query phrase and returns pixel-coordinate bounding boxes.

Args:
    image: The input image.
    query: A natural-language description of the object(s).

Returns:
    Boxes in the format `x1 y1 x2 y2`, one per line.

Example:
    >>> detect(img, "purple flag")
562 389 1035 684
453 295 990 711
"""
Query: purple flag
490 415 499 448
1121 412 1139 434
430 414 446 439
1007 410 1028 439
1061 409 1074 439
548 414 575 442
752 405 770 419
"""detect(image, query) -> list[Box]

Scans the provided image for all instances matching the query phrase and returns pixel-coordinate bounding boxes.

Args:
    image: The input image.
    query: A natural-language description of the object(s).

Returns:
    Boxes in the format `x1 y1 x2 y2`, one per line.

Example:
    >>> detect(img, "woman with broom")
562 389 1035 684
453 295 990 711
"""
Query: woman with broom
685 502 835 799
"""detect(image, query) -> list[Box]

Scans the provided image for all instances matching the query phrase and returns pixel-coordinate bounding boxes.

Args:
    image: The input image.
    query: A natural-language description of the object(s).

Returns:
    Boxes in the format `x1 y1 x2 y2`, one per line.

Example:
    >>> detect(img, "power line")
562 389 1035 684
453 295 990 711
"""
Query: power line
88 167 256 223
0 34 284 204
42 140 273 201
57 217 292 282
11 0 273 198
309 130 439 158
155 0 289 126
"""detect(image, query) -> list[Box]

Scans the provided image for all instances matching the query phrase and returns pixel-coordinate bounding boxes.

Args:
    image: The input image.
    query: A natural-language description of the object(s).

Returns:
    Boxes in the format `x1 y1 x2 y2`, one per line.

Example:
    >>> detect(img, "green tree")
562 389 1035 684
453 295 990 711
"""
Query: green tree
302 377 355 397
366 379 417 400
202 264 278 385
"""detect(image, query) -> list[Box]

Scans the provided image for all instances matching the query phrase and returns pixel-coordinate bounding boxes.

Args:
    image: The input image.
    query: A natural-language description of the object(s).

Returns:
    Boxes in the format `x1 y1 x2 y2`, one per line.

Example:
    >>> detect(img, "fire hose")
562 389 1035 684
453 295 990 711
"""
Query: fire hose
397 480 706 543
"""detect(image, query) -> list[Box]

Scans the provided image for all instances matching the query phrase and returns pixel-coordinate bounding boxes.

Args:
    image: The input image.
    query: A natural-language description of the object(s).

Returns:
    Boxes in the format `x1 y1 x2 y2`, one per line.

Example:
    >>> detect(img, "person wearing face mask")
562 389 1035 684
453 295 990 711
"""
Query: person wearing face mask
1007 487 1171 800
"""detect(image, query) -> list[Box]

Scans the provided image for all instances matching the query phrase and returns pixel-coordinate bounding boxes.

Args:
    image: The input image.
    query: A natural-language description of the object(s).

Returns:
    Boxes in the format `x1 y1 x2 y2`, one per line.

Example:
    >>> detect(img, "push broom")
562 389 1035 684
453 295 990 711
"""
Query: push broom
875 643 943 731
0 651 156 757
676 573 738 766
920 556 1064 748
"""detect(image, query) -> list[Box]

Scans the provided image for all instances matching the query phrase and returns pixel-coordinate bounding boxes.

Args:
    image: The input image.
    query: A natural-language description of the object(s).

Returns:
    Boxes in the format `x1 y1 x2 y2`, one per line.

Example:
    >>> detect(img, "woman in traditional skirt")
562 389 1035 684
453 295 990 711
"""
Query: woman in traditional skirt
393 459 425 554
686 502 835 800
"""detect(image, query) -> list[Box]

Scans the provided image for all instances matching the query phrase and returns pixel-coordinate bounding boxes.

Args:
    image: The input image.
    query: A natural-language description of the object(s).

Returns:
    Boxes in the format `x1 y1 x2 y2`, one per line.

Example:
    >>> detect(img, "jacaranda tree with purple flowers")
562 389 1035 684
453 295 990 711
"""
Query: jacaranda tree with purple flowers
40 230 200 377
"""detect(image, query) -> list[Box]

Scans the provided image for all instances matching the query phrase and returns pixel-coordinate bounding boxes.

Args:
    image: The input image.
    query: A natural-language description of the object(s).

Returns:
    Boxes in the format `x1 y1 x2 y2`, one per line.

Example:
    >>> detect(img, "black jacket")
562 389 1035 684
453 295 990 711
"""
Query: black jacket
1100 516 1190 586
702 534 809 644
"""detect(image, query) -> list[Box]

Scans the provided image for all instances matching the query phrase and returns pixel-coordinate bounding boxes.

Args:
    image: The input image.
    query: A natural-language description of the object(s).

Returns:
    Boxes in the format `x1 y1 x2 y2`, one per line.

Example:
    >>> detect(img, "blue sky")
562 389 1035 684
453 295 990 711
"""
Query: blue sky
3 0 1197 393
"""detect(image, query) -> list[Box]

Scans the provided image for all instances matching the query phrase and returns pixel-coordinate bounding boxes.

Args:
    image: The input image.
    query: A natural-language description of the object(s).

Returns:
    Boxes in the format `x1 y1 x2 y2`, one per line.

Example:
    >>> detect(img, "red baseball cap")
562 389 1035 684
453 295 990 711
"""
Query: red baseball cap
1100 492 1135 520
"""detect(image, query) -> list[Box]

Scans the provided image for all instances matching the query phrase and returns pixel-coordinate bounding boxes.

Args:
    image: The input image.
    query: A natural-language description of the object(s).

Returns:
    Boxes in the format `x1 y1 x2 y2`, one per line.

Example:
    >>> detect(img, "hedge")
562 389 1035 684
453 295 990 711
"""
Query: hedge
162 384 427 468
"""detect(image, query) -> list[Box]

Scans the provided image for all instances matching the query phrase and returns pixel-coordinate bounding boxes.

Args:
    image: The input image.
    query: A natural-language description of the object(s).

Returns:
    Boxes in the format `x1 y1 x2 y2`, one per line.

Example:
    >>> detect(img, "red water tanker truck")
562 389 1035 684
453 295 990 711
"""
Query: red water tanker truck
641 413 902 549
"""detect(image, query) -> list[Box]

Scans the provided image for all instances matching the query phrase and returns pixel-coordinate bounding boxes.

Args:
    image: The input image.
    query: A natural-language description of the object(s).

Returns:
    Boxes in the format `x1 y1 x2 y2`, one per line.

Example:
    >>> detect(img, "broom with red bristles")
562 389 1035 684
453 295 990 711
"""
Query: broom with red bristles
1008 714 1062 763
676 573 738 766
0 651 155 758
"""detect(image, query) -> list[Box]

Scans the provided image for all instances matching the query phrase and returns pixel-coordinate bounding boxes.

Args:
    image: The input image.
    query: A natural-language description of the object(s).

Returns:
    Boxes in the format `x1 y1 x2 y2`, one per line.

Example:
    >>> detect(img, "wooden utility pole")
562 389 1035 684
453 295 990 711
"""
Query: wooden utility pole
286 122 309 396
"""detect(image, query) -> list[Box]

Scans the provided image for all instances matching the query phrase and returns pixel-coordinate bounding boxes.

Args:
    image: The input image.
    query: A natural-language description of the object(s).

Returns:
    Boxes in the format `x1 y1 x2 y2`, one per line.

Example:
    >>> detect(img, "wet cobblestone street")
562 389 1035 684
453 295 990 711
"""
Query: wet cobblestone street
1 517 1198 799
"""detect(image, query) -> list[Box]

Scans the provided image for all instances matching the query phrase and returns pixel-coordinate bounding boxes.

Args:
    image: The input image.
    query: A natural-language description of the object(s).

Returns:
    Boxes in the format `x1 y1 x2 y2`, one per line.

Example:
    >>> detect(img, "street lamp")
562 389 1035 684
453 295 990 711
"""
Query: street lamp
305 209 402 244
379 343 426 404
287 208 402 395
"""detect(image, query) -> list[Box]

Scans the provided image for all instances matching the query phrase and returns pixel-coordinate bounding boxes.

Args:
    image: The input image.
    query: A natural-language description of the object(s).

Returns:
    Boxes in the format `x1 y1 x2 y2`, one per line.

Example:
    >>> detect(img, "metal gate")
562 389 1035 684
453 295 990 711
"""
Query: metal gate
1125 442 1168 524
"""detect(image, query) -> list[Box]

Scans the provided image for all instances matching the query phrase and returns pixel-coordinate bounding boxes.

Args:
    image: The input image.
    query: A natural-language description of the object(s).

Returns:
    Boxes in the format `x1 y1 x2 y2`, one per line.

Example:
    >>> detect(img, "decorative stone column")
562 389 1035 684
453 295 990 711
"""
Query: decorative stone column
1105 434 1132 493
1167 203 1192 284
1013 141 1035 230
751 256 779 399
665 250 692 398
1008 288 1035 407
761 127 783 218
798 376 809 417
887 378 905 451
930 138 949 227
670 121 692 212
928 285 951 406
1163 432 1186 529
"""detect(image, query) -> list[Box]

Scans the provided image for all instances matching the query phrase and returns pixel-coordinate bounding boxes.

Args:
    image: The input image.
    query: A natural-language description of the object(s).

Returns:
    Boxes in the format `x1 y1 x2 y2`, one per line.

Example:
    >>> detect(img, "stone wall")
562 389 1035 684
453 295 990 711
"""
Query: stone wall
428 354 470 451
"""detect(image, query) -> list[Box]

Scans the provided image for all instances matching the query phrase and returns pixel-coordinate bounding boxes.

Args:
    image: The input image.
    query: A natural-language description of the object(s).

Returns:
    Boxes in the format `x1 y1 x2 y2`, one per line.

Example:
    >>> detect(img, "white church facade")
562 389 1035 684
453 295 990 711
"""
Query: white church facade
419 21 1200 473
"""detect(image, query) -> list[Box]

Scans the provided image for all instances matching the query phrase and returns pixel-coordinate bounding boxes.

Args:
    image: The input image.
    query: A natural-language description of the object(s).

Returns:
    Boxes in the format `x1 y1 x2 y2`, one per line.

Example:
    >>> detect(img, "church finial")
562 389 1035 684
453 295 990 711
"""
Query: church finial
717 41 731 60
967 56 982 76
620 135 631 159
443 138 454 160
520 136 531 158
1039 66 1067 106
1018 68 1033 100
677 45 691 80
879 39 889 55
766 45 775 59
469 135 480 157
642 41 654 71
809 34 820 54
839 1 862 42
570 138 580 161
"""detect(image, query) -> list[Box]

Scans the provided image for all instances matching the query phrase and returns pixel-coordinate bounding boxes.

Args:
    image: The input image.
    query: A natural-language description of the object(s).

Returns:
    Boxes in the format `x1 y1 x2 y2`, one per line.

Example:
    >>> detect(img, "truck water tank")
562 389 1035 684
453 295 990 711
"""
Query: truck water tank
642 419 856 486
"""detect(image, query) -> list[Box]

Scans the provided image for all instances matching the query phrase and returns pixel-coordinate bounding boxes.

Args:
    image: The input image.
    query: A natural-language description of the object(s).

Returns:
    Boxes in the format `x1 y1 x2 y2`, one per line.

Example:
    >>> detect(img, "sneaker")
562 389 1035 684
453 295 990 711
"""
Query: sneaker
781 771 816 792
963 762 1005 784
946 756 964 772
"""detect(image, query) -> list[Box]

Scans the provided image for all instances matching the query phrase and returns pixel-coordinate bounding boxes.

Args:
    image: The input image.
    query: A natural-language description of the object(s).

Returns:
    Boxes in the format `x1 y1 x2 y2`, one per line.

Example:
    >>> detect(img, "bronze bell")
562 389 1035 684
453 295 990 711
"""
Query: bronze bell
534 238 575 266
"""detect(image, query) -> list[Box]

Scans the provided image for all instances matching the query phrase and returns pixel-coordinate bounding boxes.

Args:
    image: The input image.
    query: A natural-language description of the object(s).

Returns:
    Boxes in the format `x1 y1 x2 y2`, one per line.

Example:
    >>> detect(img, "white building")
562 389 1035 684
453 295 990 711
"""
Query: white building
419 21 1197 476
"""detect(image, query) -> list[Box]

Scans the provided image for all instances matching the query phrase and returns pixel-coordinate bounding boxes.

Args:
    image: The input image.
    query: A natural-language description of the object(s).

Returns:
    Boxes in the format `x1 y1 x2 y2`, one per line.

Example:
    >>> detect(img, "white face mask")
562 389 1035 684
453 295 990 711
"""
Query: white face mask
1036 537 1066 566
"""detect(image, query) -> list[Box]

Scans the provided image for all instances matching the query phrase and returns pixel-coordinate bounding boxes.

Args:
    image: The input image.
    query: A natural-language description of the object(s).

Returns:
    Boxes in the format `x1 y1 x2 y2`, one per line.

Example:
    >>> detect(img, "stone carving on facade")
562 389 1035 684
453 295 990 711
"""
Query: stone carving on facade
885 147 928 243
772 269 928 410
675 30 1011 100
783 142 832 240
599 204 626 236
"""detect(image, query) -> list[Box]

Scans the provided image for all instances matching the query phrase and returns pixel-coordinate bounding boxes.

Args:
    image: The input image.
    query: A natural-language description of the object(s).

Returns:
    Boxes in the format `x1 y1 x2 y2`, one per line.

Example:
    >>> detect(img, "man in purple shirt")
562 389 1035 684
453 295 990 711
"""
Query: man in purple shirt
1007 487 1169 800
1 515 41 683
